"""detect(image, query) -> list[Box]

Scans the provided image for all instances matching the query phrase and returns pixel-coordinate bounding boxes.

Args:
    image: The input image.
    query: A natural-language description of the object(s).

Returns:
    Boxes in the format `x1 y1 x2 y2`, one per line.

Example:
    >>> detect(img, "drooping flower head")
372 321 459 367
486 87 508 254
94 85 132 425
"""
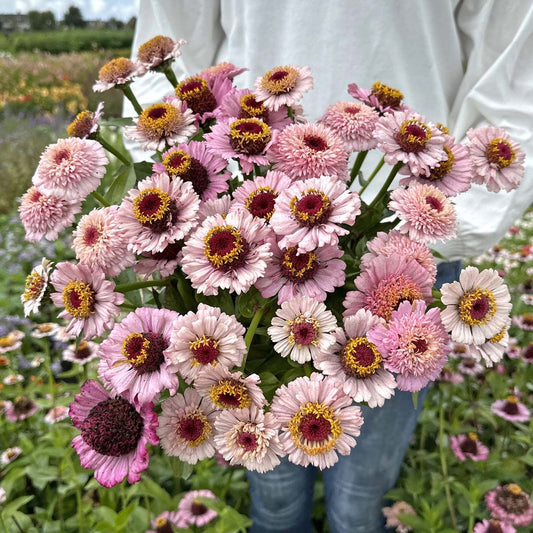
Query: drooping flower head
50 262 124 340
367 300 449 392
467 324 510 367
467 126 525 192
21 258 52 317
70 380 158 487
485 484 533 527
491 396 530 423
98 308 179 404
176 490 218 528
270 373 364 469
314 309 396 408
270 176 360 253
450 433 490 461
137 35 187 69
93 57 145 92
268 122 349 181
348 81 405 114
254 65 313 111
33 137 108 202
67 102 104 139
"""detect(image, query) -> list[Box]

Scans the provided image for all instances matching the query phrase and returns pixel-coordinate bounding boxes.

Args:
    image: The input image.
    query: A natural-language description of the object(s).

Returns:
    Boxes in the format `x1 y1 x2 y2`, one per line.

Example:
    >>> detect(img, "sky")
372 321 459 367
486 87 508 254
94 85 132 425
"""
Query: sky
2 0 139 22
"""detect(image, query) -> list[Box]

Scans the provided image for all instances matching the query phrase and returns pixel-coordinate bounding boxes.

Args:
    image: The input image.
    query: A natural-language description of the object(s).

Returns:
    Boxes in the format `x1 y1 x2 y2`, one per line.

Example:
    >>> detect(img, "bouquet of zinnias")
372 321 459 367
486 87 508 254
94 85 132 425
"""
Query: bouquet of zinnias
18 35 522 488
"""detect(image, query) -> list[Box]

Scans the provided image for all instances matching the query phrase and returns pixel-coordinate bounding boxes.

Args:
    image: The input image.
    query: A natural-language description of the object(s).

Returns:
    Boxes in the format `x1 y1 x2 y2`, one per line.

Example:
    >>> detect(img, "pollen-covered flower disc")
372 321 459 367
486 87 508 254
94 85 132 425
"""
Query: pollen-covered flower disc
21 258 52 317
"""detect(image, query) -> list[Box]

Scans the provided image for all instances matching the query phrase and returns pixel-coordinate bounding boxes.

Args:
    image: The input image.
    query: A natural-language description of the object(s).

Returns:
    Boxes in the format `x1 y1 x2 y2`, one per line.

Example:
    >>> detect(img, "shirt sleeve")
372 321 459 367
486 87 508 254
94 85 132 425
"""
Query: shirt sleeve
434 0 533 261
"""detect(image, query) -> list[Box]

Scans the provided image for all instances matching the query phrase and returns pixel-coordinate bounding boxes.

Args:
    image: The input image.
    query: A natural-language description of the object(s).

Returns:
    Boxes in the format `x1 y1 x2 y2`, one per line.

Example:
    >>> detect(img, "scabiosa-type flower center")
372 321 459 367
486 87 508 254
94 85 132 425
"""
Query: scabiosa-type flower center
368 275 423 321
62 280 95 319
237 429 259 452
204 226 250 272
343 105 361 115
13 397 34 415
67 110 95 138
288 314 319 347
137 35 174 65
239 94 268 120
83 224 101 246
190 335 220 365
370 81 404 109
154 516 173 533
495 484 529 514
411 338 428 354
75 341 92 360
162 150 210 196
23 272 45 301
289 401 342 455
458 288 497 326
261 66 299 95
342 337 382 378
208 379 251 409
121 332 168 374
175 76 217 115
137 103 184 140
303 135 329 151
486 138 516 168
177 412 211 446
98 58 136 85
245 186 278 220
397 119 432 153
290 189 331 227
280 247 319 283
54 149 71 165
81 397 143 457
502 395 520 415
426 146 455 181
191 500 209 516
229 118 271 155
133 187 177 233
425 195 444 212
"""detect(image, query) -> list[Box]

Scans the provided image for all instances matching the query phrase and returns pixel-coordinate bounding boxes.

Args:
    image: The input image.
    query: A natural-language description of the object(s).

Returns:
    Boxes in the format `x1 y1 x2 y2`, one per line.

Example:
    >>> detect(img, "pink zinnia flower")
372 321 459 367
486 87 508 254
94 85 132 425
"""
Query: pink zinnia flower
254 65 313 111
33 138 108 202
5 397 38 421
473 519 516 533
70 380 158 488
176 489 218 528
205 116 275 175
152 141 230 201
44 405 70 424
180 210 272 296
146 511 182 533
19 186 81 242
214 405 285 473
505 337 521 359
457 357 484 376
93 57 145 91
50 262 124 340
1 447 22 465
62 340 100 365
30 323 58 338
367 300 449 392
315 309 396 408
381 501 416 533
136 35 186 69
255 237 346 304
320 100 379 152
450 433 489 461
348 81 405 114
125 97 197 151
73 206 135 277
21 258 52 317
166 303 246 382
361 230 437 284
118 172 200 254
67 101 104 139
522 342 533 363
388 183 457 244
156 388 217 464
3 374 23 385
270 373 364 469
467 126 525 192
374 111 446 176
343 255 433 322
512 313 533 331
485 484 533 527
230 171 292 222
399 135 472 196
439 367 464 384
133 241 183 280
268 122 349 182
268 296 337 364
197 195 232 225
270 176 360 253
200 61 247 82
491 396 530 423
98 308 179 404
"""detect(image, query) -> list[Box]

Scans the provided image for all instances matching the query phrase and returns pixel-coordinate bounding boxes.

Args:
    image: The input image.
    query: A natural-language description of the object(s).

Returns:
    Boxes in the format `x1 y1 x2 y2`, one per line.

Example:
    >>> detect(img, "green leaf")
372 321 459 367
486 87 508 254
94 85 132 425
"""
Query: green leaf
134 161 155 181
106 165 136 205
114 502 135 531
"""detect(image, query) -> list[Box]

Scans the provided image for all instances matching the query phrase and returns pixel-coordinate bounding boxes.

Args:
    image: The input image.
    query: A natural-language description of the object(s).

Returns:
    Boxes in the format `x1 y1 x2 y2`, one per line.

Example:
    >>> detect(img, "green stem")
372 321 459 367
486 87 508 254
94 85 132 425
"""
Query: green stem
241 308 265 371
76 486 84 533
359 156 385 197
175 270 197 311
43 337 56 407
221 468 235 500
115 279 168 293
439 405 458 531
96 133 131 166
349 151 368 186
91 191 111 207
368 161 403 211
163 66 179 87
121 84 143 115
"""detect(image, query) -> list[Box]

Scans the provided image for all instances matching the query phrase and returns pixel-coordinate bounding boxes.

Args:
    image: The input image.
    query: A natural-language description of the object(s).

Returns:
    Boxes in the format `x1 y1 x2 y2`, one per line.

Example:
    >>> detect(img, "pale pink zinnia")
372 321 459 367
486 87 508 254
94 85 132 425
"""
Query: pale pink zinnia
491 396 530 423
320 100 380 152
70 380 158 488
146 511 182 533
44 405 70 424
457 357 485 376
348 81 406 114
93 57 145 92
33 137 108 202
62 340 100 365
473 519 516 533
268 122 349 181
98 307 179 404
467 126 525 192
136 35 187 69
254 65 313 111
270 176 360 253
196 195 232 225
485 484 533 527
176 489 218 528
450 433 489 461
50 262 124 340
381 501 416 533
166 303 246 382
118 172 200 254
180 210 272 296
1 447 22 465
5 397 38 421
73 206 135 277
388 183 457 244
315 309 396 408
367 300 449 392
19 186 81 242
200 61 247 82
156 387 217 464
214 405 285 473
21 258 52 317
374 111 446 176
270 373 364 469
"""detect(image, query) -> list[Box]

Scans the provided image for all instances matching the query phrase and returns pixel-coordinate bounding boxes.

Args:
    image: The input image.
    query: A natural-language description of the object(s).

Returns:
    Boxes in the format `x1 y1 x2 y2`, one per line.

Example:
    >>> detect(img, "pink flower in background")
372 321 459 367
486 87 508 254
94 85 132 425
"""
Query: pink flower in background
439 368 464 384
5 397 38 421
0 447 22 465
176 489 218 528
491 396 530 423
70 380 158 488
348 81 405 114
19 186 81 242
522 342 533 363
93 57 145 91
467 126 525 192
146 511 182 533
197 195 232 224
512 313 533 331
44 405 70 424
200 61 247 82
450 433 489 461
485 484 533 527
381 500 416 533
473 519 516 533
62 340 100 365
457 357 484 376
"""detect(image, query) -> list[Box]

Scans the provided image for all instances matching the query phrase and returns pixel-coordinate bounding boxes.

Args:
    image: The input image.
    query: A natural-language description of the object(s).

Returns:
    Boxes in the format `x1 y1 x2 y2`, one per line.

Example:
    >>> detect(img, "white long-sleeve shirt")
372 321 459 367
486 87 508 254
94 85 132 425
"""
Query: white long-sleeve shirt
126 0 533 260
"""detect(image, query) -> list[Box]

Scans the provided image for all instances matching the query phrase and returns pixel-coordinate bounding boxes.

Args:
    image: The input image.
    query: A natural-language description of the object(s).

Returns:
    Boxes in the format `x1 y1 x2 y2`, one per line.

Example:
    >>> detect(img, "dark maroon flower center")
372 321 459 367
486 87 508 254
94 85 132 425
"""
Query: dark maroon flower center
176 77 217 117
470 296 490 321
352 344 376 366
299 413 331 442
178 416 205 442
237 431 258 451
462 358 476 368
248 191 277 219
123 332 168 374
191 501 208 516
269 70 288 82
148 106 167 120
523 343 533 361
303 135 328 151
83 226 100 246
425 196 443 212
54 149 71 164
14 397 35 415
502 401 519 415
149 241 183 261
155 519 173 533
217 392 241 406
291 322 317 346
75 341 92 360
280 247 319 283
81 397 144 457
191 337 220 365
486 520 503 533
205 228 250 272
412 338 428 354
236 121 263 135
229 118 271 155
294 193 330 227
397 120 430 153
180 158 210 196
495 486 529 514
344 105 360 115
459 436 478 455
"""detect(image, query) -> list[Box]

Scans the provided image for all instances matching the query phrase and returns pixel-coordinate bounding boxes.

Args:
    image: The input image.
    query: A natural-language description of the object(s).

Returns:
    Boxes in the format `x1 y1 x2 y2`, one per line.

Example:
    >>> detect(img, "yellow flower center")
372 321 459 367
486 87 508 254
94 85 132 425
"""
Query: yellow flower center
506 395 518 404
240 94 267 118
458 288 497 326
426 145 455 181
155 517 168 528
137 103 184 140
62 280 95 319
204 225 249 271
67 110 95 138
209 379 251 409
229 118 271 155
342 337 382 378
23 272 45 301
260 66 299 95
506 483 523 495
162 149 191 177
121 333 150 367
489 326 507 344
0 335 16 348
370 81 404 108
397 119 432 153
486 138 515 168
133 187 171 225
137 35 174 65
467 432 478 441
290 189 331 227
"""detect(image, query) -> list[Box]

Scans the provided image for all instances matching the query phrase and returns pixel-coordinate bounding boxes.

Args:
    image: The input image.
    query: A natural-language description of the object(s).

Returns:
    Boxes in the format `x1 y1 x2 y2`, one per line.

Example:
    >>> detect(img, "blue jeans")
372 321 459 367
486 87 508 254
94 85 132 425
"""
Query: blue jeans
247 260 462 533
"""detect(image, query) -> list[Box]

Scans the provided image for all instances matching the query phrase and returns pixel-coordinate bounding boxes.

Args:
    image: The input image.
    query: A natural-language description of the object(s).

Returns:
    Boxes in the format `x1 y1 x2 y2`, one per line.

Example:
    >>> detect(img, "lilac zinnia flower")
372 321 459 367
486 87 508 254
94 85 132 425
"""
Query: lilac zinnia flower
5 397 38 421
473 519 516 533
146 511 182 533
491 396 530 423
176 489 218 528
485 484 533 527
450 433 489 461
0 447 22 465
62 340 100 365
